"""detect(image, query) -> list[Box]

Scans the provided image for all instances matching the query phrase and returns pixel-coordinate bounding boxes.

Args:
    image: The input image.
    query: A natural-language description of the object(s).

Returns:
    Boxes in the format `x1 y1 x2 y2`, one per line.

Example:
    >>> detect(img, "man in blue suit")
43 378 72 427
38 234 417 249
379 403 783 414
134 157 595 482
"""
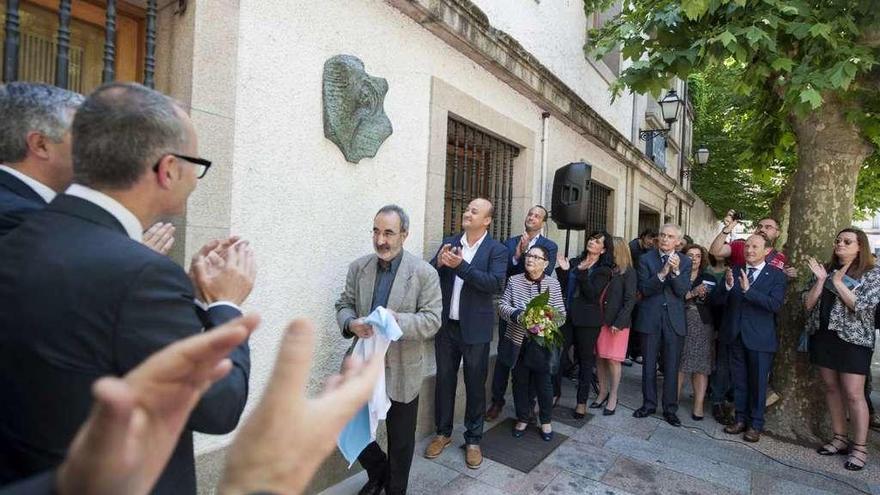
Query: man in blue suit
634 224 692 426
716 233 786 442
0 83 256 494
485 205 558 421
0 83 82 237
424 198 507 469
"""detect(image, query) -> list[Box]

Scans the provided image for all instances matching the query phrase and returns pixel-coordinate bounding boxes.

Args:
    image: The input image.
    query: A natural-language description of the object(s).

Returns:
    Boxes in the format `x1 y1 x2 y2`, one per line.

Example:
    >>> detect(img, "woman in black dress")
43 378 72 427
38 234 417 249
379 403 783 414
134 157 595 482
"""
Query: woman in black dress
806 228 880 471
556 231 614 419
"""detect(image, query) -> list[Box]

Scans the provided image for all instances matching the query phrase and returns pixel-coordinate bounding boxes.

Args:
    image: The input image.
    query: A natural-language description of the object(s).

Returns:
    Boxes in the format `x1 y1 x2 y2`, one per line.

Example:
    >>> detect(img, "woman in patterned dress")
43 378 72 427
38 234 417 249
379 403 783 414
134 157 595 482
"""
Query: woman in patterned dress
678 244 717 421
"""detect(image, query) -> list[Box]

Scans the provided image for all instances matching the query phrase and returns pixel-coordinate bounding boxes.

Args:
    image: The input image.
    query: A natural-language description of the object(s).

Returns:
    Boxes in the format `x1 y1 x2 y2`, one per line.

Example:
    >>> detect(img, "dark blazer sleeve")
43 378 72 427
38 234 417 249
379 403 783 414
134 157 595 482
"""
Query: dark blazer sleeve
668 256 692 297
638 255 664 297
743 270 787 313
542 239 558 275
115 258 249 434
0 470 55 495
577 266 612 303
612 269 638 329
453 242 508 295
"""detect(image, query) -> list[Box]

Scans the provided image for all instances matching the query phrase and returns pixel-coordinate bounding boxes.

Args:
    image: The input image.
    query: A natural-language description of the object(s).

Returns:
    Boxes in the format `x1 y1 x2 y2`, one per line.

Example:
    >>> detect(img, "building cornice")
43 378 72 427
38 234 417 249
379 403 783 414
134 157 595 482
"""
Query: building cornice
386 0 695 205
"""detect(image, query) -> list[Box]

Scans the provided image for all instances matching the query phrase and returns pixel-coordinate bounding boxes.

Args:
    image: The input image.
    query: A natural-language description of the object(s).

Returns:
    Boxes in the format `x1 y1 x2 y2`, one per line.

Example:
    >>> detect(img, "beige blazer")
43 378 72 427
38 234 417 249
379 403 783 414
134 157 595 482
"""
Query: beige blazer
335 250 442 402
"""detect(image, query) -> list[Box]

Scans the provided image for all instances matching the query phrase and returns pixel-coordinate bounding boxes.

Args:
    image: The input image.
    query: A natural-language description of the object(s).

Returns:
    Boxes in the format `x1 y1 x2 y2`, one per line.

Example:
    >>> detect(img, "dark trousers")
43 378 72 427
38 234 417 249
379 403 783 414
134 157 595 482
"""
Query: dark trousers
710 339 732 405
490 320 511 405
552 322 576 397
513 363 553 424
639 317 684 414
434 320 490 445
573 325 600 405
729 335 774 431
627 305 642 359
358 396 419 494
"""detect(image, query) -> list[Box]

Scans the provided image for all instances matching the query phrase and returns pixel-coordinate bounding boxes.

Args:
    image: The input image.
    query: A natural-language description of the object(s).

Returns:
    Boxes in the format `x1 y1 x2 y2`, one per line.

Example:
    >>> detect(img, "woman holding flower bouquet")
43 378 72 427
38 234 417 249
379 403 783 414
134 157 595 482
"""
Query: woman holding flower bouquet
498 245 566 440
557 231 614 419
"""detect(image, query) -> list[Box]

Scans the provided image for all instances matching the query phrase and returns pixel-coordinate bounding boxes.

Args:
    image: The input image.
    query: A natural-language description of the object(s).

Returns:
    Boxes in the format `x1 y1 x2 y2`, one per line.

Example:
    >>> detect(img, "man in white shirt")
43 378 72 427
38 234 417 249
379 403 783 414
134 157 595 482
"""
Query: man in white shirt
0 83 256 494
424 198 508 469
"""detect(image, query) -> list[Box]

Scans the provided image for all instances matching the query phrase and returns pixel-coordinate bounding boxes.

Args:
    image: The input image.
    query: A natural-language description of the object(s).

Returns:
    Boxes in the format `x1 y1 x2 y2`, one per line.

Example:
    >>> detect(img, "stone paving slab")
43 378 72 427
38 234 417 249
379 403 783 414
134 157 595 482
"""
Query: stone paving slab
438 474 510 495
750 472 837 495
540 470 636 495
603 433 752 493
542 438 619 480
599 455 742 495
476 459 561 495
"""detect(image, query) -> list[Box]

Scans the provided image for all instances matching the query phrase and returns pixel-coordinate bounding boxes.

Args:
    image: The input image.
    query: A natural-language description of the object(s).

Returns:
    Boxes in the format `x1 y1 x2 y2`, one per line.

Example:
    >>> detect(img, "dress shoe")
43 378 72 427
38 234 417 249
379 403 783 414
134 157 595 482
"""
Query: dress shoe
724 422 747 435
423 435 451 459
664 413 681 427
603 406 616 416
691 413 704 421
622 358 633 367
357 477 386 495
711 403 725 423
465 444 483 469
632 406 655 418
485 402 503 421
512 422 527 438
589 396 608 409
572 409 586 420
541 430 554 442
743 428 761 443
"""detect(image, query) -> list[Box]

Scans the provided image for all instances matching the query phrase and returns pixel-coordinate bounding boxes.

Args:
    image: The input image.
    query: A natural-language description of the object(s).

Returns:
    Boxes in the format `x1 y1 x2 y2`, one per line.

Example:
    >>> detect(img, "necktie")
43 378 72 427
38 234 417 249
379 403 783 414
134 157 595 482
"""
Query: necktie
747 267 757 283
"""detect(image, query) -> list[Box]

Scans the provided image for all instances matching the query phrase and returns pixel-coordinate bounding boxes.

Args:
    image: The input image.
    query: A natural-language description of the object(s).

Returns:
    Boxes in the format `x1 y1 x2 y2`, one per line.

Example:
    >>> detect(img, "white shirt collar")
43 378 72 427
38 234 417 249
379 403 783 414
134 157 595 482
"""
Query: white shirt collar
747 261 766 271
0 164 57 203
65 184 144 241
461 230 488 250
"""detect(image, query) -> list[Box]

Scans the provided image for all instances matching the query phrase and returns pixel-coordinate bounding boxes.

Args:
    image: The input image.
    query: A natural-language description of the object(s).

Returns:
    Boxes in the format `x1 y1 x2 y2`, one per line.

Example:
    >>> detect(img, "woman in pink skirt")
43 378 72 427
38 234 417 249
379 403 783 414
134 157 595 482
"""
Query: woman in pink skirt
594 237 638 415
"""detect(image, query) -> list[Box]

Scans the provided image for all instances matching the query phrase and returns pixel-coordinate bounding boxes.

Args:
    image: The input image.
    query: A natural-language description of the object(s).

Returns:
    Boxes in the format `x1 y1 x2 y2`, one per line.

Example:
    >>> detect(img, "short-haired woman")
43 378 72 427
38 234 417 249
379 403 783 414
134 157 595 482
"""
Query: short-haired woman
594 237 637 415
806 228 880 471
498 245 566 441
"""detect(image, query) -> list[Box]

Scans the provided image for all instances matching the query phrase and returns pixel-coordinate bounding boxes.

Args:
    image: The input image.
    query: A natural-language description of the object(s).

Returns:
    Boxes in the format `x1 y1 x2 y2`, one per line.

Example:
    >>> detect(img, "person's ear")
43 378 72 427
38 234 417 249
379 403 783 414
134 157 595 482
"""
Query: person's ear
25 131 51 160
153 155 177 189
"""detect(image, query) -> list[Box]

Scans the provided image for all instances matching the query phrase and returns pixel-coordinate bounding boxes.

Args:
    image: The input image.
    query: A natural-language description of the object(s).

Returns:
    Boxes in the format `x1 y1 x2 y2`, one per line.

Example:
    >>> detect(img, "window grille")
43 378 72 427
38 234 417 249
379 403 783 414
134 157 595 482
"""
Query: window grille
444 117 519 240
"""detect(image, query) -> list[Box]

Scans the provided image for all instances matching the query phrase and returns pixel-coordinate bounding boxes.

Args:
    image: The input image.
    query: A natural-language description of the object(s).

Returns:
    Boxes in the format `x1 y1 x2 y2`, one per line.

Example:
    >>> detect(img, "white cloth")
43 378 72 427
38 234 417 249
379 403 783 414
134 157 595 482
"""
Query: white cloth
66 184 143 241
337 307 403 466
449 231 487 320
0 165 56 202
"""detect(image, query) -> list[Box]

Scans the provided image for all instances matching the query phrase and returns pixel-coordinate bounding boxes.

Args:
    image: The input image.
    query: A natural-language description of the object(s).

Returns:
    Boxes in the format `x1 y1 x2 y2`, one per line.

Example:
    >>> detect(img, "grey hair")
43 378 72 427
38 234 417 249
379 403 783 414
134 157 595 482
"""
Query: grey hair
73 82 185 189
376 204 409 232
0 82 83 163
660 223 682 238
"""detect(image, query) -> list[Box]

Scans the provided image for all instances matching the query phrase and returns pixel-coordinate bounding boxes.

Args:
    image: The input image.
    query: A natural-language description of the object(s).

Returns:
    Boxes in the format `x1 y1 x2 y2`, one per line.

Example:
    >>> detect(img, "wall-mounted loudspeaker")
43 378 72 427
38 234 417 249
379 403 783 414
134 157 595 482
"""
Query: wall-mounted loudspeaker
550 161 592 231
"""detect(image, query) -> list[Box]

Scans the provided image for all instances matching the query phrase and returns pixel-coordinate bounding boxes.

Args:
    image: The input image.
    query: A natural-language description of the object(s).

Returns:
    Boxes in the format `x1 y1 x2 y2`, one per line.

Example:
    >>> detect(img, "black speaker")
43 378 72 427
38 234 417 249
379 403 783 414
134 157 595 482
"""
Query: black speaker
551 162 592 230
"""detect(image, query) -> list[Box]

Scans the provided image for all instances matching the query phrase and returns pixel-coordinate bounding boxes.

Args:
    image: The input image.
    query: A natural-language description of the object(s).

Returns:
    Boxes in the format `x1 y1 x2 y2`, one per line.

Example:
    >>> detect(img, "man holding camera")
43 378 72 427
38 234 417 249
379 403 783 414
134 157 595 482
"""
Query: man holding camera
709 210 794 278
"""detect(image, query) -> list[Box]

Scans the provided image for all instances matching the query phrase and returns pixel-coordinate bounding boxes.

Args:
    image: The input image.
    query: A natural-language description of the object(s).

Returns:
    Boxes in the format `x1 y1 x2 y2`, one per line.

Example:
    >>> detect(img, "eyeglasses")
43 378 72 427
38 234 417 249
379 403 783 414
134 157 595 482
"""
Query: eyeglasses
835 238 856 246
756 223 778 231
524 253 547 262
152 153 212 179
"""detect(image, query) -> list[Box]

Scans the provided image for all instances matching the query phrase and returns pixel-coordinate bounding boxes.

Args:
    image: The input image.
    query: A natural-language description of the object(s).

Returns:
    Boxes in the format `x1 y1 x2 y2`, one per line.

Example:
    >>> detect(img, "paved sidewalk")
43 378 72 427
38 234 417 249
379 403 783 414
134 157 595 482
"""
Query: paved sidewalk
321 363 880 495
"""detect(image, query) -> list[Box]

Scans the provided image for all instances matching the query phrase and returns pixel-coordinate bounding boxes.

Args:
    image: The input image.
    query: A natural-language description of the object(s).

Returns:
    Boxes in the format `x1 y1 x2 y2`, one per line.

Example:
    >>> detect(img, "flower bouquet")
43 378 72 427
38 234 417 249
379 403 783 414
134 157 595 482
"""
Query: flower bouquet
521 290 565 350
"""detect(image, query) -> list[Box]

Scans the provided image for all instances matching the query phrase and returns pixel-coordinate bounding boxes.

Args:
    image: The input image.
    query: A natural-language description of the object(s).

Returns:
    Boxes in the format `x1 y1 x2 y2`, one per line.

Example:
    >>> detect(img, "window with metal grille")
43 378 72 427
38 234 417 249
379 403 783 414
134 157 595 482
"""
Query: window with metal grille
584 182 611 234
444 117 519 240
646 134 667 169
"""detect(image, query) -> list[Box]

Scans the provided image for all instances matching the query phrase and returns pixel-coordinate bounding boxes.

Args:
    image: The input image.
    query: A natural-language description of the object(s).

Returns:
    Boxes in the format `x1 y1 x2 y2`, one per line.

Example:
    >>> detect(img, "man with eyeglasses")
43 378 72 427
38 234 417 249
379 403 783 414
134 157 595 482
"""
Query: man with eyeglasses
0 83 256 494
709 210 794 277
485 205 558 421
0 82 175 253
335 205 442 495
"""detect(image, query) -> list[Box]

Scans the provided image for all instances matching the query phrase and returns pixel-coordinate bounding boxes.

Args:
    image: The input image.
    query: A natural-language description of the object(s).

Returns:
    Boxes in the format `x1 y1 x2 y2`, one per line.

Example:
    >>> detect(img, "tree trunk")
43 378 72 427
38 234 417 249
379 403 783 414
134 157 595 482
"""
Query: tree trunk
766 95 874 442
768 180 793 249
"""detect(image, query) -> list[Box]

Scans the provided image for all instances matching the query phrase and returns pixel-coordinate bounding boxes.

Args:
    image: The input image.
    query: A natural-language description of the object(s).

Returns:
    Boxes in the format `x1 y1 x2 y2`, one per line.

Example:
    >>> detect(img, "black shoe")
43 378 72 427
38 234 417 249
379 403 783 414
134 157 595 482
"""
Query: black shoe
541 430 554 442
711 403 725 422
622 358 633 367
572 409 586 420
603 406 616 416
589 395 608 409
691 413 704 421
358 477 386 495
664 413 682 427
632 407 655 418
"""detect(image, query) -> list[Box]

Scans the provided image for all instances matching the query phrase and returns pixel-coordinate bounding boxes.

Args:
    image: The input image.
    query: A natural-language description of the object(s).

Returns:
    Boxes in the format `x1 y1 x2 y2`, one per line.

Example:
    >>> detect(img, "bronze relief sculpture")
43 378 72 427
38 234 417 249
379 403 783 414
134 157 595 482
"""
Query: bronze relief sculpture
322 55 392 163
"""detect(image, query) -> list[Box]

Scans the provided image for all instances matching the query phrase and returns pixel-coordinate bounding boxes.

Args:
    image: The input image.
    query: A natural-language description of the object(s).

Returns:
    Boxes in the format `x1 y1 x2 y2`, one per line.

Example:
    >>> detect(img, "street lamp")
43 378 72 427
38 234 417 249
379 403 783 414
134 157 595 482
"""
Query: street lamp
639 89 683 141
682 145 710 178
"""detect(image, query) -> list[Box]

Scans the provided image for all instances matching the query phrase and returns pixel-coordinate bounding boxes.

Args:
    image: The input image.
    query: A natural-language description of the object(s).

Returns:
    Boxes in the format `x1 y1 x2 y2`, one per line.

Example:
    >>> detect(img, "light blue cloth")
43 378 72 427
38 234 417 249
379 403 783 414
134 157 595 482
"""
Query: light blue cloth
337 306 403 466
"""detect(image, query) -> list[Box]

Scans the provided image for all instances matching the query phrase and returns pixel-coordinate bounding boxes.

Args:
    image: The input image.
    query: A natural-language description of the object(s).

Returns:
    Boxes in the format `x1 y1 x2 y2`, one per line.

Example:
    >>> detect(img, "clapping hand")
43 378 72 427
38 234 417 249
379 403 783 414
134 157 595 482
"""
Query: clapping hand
668 252 681 273
191 238 256 306
806 257 827 280
725 268 734 288
739 268 751 292
142 222 175 255
556 253 570 271
832 261 851 285
515 232 533 258
723 209 740 232
440 246 463 268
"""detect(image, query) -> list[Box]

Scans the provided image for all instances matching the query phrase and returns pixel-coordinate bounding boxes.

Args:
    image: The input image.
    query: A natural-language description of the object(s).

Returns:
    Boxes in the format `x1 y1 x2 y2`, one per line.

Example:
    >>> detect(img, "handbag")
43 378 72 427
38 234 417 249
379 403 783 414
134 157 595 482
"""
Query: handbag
520 338 560 375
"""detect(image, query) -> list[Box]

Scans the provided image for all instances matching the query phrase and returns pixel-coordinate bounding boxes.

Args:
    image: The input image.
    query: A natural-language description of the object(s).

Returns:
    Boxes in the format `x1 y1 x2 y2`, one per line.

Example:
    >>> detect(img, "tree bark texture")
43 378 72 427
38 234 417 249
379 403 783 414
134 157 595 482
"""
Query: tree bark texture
766 94 874 442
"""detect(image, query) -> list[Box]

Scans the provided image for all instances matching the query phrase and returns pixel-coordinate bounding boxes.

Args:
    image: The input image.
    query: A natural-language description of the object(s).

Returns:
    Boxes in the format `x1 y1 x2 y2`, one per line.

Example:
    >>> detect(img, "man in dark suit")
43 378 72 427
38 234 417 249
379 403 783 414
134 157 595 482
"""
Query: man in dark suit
0 83 256 494
716 233 786 442
485 205 557 421
424 198 507 469
0 83 82 236
634 224 692 426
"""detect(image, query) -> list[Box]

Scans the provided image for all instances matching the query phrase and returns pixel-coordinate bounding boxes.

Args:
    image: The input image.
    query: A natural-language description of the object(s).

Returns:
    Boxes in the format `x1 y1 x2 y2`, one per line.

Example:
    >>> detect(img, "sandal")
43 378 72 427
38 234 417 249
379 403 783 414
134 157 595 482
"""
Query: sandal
845 443 867 471
817 433 849 456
